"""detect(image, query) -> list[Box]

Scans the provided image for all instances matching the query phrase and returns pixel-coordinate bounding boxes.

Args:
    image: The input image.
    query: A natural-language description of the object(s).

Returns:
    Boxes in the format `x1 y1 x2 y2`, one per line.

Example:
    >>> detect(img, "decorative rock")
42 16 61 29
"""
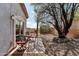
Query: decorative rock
34 38 45 52
27 42 35 52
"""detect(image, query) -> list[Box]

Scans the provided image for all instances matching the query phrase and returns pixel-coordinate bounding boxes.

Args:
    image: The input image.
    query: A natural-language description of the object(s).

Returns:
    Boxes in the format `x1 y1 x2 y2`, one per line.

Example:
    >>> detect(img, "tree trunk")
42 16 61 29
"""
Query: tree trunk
64 29 69 35
58 29 69 38
57 24 70 38
36 20 39 37
58 32 66 38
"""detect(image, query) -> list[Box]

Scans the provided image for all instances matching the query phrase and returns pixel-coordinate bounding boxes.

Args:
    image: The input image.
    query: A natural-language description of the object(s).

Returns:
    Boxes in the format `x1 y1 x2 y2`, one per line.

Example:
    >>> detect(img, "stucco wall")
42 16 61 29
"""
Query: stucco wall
70 20 79 29
0 4 11 55
0 3 26 55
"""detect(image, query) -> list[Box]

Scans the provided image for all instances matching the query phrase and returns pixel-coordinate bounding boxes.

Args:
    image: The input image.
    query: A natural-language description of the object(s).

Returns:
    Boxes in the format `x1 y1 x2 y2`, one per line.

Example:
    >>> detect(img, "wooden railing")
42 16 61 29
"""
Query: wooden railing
6 45 21 56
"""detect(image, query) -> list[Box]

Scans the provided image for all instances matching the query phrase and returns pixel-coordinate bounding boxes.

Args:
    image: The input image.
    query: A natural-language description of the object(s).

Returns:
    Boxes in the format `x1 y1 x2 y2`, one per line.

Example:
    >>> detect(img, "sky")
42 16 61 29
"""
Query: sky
25 3 36 28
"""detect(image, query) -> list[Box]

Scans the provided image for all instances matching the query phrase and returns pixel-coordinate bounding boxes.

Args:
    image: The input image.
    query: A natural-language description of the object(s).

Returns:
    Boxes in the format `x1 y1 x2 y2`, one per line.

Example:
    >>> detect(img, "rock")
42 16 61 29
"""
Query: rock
27 38 45 52
34 38 45 52
27 41 35 52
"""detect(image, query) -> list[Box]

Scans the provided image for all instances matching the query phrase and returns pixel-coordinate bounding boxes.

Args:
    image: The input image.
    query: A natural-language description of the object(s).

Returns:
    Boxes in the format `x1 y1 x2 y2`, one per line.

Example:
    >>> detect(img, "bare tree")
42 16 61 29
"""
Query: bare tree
32 3 46 37
32 3 79 39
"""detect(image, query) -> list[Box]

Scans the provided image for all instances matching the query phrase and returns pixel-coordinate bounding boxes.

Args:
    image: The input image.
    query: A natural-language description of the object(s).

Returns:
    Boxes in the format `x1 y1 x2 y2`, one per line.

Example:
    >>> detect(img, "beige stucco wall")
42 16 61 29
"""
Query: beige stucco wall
67 20 79 38
0 3 27 55
70 20 79 29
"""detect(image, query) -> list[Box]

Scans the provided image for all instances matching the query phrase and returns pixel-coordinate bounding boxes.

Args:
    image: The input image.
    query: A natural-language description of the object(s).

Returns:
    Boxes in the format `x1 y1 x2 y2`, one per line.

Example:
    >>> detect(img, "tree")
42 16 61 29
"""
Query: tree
32 3 79 39
34 12 41 37
32 3 46 37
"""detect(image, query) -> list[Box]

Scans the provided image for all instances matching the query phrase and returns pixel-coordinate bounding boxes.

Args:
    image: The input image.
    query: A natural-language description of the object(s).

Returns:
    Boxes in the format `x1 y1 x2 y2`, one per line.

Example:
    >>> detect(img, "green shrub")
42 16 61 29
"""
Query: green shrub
40 24 51 34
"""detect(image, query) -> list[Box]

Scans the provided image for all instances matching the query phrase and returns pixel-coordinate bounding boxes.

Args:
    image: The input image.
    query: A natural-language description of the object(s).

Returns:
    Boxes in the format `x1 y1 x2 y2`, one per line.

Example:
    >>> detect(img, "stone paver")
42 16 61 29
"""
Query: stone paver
23 38 46 56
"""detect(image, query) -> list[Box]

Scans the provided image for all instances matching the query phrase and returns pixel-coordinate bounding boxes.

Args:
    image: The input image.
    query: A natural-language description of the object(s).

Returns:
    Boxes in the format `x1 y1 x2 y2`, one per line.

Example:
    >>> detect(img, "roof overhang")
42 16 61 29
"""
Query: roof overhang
19 3 28 19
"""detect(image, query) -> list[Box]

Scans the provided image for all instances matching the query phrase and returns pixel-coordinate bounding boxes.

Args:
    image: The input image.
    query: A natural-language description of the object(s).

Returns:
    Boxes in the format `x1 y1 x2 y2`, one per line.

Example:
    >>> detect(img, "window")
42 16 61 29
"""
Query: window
16 20 24 35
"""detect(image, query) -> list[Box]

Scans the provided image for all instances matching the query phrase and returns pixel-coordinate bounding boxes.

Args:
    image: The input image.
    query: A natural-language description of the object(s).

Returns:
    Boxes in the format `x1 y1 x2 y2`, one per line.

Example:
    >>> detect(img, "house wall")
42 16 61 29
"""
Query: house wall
70 20 79 29
11 3 26 36
0 4 11 55
67 20 79 38
0 3 26 55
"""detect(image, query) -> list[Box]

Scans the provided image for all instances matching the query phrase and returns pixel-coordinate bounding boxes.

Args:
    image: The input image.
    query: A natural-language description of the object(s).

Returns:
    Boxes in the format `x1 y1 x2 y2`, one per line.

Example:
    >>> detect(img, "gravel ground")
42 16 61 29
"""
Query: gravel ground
41 34 79 56
21 34 79 56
